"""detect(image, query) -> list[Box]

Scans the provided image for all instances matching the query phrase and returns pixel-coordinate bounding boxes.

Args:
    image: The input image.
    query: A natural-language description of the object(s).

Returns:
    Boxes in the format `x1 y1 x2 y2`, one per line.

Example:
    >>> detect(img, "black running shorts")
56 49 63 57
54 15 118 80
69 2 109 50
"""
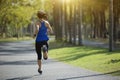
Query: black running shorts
35 41 48 60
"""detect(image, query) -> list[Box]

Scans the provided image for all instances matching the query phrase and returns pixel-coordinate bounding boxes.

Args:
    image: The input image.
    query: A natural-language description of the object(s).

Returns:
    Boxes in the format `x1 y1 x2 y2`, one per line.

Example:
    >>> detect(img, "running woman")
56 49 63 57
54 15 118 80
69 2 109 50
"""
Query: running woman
34 10 53 74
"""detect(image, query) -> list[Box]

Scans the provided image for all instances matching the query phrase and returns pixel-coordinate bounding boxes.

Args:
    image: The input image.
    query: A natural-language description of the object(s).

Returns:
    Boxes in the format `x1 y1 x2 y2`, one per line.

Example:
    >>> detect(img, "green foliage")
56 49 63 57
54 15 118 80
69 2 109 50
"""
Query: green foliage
0 0 53 38
0 0 35 27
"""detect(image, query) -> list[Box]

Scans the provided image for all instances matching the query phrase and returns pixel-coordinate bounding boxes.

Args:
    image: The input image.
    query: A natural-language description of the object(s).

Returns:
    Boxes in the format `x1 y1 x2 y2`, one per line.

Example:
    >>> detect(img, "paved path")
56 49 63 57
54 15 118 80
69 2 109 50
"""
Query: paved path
0 40 119 80
82 40 108 48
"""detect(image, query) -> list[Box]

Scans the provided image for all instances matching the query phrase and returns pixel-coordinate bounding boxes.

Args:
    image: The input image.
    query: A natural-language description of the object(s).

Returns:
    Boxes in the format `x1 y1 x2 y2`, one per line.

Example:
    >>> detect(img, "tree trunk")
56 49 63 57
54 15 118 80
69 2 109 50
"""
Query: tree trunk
68 1 72 43
64 0 68 42
73 0 77 45
77 0 82 45
53 0 63 41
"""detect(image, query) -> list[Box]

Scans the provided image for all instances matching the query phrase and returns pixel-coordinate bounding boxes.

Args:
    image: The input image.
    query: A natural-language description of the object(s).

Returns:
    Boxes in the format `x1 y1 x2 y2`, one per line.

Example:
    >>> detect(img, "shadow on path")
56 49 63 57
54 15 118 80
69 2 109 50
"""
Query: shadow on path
0 60 37 65
0 59 59 66
6 74 39 80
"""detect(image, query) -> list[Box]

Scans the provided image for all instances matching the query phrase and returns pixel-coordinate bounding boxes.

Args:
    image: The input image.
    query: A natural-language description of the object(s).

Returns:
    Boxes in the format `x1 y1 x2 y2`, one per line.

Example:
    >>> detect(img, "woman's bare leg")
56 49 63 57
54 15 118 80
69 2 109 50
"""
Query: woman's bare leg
43 51 48 60
38 60 42 70
38 60 42 74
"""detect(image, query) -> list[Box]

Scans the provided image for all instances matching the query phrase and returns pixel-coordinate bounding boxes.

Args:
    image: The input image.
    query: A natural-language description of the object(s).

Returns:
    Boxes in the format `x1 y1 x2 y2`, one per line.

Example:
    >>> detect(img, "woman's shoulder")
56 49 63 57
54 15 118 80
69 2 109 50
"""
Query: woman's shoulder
36 20 41 25
44 20 49 24
43 20 50 28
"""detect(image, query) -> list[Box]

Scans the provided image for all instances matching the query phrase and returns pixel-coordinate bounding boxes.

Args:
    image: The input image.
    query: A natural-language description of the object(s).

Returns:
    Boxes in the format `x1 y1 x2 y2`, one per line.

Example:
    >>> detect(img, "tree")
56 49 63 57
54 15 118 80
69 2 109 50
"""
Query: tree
52 0 120 50
0 0 53 38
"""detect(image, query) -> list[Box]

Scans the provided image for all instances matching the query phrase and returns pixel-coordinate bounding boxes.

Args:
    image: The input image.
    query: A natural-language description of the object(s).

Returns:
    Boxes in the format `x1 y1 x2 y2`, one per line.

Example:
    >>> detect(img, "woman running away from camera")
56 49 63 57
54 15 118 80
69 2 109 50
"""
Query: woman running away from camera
34 10 53 74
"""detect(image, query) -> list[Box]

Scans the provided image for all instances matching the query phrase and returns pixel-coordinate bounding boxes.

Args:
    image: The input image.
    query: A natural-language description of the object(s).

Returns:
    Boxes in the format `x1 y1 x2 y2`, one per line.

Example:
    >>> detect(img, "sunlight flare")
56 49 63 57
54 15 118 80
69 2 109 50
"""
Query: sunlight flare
62 0 71 4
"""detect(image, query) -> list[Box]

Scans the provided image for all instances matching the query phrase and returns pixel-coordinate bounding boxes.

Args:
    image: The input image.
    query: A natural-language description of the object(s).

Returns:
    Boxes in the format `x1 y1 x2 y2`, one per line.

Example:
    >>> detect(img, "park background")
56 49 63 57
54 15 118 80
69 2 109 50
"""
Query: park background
0 0 120 77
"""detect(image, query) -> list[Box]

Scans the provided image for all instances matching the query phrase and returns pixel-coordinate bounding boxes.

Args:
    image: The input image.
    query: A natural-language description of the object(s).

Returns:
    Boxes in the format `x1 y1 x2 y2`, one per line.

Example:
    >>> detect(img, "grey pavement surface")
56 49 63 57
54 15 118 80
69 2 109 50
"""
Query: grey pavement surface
0 40 120 80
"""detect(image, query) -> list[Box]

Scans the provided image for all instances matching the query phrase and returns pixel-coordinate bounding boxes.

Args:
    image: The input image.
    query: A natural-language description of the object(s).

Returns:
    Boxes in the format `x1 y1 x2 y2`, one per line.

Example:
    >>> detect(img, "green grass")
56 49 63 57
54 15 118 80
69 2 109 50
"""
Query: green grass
49 41 120 76
0 37 33 42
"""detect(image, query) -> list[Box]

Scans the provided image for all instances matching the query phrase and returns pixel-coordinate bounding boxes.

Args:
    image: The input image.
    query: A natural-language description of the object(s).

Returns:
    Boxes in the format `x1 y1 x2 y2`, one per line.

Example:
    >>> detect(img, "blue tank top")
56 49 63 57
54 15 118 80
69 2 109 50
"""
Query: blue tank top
36 21 49 42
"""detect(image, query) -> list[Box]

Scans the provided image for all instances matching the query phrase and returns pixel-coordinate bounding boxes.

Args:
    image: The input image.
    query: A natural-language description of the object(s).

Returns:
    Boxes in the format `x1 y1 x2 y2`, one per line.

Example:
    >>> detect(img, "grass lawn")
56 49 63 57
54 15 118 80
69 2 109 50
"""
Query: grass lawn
0 37 32 42
49 41 120 76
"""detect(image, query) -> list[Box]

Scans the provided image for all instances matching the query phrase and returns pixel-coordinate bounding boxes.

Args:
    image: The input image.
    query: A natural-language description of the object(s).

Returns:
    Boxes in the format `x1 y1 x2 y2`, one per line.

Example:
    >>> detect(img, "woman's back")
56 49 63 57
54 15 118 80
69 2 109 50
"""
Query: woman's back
36 21 49 42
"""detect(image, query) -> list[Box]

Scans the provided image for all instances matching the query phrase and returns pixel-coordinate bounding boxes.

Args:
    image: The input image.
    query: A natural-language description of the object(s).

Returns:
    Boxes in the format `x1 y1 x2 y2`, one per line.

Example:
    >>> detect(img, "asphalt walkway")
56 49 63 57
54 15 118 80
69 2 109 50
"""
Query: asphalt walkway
0 40 119 80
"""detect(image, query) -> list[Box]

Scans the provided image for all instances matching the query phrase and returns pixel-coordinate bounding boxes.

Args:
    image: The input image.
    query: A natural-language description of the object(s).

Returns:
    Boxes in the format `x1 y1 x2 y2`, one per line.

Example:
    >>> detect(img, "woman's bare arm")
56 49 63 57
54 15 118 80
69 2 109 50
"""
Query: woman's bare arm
45 21 53 33
33 22 40 38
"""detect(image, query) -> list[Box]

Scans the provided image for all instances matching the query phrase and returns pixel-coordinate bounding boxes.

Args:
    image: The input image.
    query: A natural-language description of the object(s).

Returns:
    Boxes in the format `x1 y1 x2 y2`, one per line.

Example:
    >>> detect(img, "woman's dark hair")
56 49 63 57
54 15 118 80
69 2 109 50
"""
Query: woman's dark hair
37 11 47 20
